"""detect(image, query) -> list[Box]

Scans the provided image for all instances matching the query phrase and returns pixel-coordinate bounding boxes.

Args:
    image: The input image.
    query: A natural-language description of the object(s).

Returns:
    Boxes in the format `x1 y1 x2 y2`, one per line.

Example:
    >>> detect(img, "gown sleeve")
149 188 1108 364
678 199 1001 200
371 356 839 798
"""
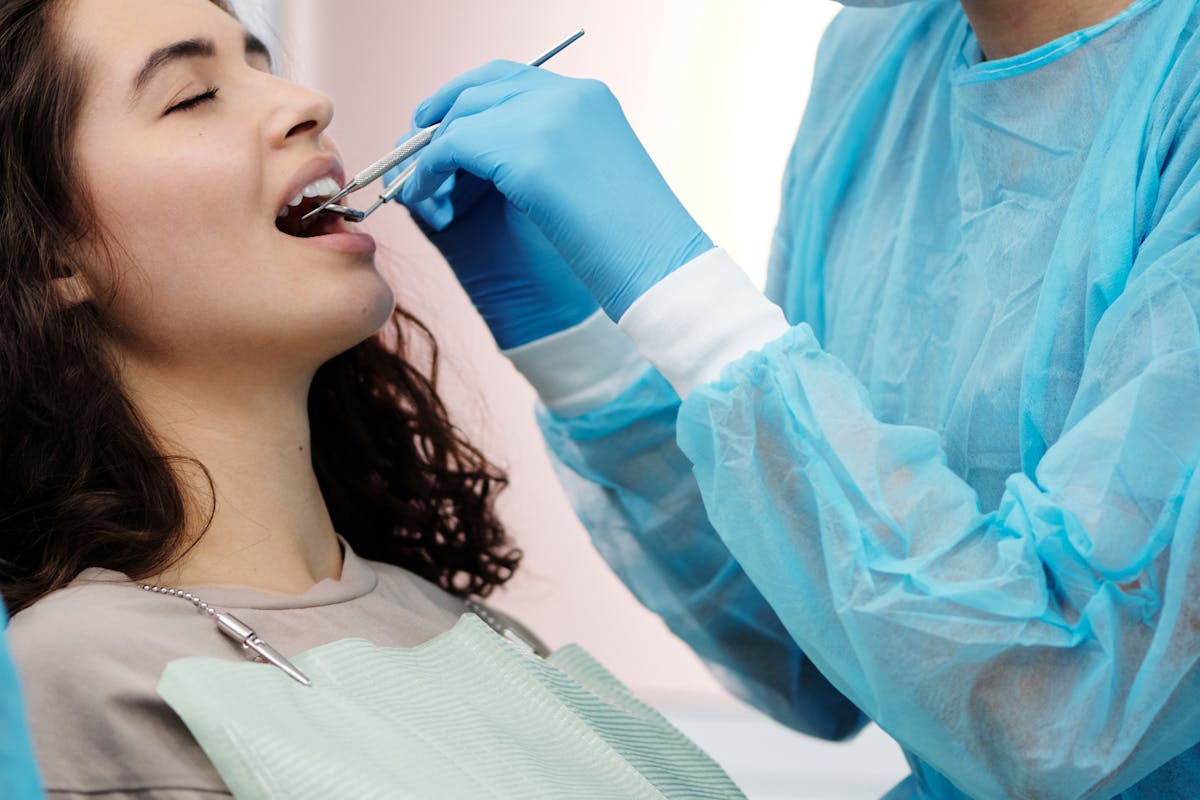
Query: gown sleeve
608 171 1200 798
536 362 869 741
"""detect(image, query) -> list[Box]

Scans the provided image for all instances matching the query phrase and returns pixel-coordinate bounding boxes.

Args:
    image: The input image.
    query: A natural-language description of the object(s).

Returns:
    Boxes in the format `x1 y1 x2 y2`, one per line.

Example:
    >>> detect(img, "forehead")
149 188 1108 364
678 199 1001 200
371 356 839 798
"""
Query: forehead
60 0 239 95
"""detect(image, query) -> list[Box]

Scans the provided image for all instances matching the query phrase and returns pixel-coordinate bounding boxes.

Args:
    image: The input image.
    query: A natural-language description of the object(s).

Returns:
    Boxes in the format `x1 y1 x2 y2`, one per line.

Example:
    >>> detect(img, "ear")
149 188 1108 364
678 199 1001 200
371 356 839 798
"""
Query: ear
49 272 94 308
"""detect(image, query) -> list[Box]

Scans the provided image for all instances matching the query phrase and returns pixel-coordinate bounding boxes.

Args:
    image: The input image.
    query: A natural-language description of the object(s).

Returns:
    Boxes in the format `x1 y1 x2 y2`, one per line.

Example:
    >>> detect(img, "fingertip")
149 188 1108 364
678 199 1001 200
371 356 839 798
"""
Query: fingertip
411 59 529 129
413 101 436 128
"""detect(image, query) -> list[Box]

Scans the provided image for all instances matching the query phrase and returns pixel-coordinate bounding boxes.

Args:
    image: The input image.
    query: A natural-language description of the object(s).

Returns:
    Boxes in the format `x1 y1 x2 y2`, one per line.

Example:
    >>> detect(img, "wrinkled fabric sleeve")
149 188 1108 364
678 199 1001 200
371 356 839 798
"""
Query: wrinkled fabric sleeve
536 367 869 740
612 206 1200 798
509 293 868 740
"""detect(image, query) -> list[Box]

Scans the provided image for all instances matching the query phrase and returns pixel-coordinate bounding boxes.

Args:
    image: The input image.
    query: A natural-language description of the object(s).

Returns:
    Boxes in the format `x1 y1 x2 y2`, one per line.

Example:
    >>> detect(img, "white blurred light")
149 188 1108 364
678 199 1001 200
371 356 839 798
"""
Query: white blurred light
229 0 282 57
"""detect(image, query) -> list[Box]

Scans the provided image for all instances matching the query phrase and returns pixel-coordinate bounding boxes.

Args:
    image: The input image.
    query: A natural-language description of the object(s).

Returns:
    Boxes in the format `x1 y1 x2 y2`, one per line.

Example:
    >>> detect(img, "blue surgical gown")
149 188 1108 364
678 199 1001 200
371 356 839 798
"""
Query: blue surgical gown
0 598 45 798
536 0 1200 797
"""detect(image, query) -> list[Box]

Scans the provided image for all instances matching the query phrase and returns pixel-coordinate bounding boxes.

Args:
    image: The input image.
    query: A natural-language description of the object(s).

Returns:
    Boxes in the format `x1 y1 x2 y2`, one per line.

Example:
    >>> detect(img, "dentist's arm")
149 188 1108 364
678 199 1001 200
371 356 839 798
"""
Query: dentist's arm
395 88 868 738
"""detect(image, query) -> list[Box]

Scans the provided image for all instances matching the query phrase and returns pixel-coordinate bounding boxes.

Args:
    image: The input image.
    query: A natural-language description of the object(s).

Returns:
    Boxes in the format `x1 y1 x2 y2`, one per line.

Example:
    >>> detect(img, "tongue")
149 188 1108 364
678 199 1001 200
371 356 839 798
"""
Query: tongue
297 210 341 238
276 198 340 238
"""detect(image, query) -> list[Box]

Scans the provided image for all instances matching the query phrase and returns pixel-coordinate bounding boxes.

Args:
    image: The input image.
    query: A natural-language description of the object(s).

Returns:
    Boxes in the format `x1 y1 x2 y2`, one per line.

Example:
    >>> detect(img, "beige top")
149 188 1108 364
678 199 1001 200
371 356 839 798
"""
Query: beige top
5 534 505 799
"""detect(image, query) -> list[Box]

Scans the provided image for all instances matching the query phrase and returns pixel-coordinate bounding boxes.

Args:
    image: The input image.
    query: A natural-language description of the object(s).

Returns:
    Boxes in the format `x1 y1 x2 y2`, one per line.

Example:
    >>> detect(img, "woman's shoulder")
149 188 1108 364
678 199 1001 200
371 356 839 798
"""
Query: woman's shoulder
6 574 232 794
7 568 166 652
6 569 227 716
5 573 193 734
7 572 137 663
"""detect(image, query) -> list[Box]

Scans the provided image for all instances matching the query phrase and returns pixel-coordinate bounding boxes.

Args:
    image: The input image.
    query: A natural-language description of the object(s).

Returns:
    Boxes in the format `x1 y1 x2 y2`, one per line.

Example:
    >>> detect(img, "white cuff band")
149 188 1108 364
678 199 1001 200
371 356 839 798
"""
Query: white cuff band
617 248 791 399
503 310 651 417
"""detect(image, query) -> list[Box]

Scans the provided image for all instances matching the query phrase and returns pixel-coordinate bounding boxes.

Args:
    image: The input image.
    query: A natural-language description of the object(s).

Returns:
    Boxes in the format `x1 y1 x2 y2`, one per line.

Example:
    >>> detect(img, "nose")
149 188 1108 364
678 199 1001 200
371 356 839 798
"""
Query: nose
265 78 334 148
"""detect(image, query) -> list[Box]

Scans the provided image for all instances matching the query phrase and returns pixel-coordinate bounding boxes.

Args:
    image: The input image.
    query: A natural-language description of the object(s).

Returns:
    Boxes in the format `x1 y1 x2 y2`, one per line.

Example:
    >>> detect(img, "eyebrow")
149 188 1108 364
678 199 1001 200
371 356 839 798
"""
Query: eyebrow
129 31 272 106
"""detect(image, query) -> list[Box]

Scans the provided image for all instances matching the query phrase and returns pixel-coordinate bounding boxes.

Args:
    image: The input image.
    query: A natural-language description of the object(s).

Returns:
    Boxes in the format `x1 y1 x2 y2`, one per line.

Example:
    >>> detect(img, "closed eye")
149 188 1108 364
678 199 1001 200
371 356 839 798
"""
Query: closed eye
165 87 219 116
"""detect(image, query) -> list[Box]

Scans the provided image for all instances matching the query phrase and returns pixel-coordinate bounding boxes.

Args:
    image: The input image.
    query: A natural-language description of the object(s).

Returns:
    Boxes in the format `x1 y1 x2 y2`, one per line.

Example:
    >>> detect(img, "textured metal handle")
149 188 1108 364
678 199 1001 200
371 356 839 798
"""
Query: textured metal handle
353 126 436 187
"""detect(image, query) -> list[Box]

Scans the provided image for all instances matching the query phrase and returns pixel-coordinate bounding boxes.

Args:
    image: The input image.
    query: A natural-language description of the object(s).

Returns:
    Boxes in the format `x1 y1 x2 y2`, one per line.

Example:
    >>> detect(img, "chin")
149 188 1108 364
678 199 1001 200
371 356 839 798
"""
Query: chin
329 277 397 352
365 275 398 329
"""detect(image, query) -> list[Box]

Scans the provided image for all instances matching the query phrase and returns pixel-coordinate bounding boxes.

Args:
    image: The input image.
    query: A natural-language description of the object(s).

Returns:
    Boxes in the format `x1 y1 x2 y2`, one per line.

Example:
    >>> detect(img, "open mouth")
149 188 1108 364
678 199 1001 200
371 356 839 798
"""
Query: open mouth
276 194 344 238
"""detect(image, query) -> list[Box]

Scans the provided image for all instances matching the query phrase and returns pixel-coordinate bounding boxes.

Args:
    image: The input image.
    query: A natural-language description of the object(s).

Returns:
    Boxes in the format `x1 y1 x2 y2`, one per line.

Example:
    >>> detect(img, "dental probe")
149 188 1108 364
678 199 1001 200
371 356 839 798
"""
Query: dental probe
302 27 585 224
323 203 364 222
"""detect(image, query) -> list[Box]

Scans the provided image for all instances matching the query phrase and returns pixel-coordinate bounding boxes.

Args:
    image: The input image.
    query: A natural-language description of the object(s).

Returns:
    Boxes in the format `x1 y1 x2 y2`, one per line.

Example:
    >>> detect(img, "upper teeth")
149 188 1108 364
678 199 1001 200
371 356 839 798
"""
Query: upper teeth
278 176 342 216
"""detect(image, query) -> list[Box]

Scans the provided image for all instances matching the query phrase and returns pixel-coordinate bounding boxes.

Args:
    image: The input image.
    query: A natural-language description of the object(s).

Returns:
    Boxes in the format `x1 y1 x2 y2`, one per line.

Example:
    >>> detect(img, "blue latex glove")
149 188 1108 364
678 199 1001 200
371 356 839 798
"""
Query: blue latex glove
401 61 714 321
389 146 598 350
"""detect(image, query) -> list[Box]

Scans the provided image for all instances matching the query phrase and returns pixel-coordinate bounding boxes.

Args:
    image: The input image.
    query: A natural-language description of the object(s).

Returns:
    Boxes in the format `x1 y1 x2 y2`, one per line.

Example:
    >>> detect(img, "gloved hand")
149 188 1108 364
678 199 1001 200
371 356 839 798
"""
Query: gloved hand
389 144 598 350
400 61 714 321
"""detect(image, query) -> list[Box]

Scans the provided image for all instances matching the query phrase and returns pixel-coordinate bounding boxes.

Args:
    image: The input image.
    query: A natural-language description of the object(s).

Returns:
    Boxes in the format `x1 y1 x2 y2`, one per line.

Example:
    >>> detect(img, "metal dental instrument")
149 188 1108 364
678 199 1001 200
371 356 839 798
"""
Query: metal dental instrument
215 611 313 686
139 583 313 686
303 27 586 224
322 203 365 222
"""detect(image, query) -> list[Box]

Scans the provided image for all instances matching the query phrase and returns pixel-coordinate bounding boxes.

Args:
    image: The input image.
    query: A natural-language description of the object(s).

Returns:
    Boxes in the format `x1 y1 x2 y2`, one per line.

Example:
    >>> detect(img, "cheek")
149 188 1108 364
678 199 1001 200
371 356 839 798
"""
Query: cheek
78 128 267 335
95 129 259 255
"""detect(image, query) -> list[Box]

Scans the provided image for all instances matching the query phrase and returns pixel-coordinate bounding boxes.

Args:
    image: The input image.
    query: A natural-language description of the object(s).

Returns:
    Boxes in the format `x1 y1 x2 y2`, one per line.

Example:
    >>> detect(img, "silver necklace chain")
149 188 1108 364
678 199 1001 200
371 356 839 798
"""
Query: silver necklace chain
139 582 312 686
139 583 219 615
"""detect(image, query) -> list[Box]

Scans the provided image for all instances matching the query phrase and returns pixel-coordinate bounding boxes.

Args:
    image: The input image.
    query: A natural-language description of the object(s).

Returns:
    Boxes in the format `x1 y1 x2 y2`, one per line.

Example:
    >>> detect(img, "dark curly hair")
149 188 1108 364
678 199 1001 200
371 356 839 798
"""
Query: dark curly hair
0 0 520 615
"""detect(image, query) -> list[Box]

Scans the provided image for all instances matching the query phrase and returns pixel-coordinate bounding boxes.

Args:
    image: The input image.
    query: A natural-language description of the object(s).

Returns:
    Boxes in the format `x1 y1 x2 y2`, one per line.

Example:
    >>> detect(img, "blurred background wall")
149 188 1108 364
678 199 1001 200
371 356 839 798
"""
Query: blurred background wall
234 2 909 797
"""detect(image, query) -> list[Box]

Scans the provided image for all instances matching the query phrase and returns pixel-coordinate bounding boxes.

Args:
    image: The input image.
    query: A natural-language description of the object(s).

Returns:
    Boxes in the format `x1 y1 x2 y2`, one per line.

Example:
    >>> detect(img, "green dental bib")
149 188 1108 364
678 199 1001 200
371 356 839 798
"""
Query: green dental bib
156 613 746 799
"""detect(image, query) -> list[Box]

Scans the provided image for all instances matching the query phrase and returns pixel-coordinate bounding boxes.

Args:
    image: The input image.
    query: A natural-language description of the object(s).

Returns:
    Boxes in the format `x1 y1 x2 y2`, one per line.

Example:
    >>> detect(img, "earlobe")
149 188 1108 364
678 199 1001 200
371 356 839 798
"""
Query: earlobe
50 272 94 308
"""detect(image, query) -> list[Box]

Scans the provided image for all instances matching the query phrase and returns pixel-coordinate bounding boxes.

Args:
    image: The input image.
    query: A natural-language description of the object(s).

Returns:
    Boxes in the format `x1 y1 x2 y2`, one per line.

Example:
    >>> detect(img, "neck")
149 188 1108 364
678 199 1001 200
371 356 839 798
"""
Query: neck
960 0 1135 60
121 354 343 595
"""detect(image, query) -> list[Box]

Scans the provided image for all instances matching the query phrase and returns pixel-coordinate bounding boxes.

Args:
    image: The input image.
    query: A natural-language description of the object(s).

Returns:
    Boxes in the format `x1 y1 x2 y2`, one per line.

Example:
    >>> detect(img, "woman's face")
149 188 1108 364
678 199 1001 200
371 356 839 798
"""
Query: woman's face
61 0 395 375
